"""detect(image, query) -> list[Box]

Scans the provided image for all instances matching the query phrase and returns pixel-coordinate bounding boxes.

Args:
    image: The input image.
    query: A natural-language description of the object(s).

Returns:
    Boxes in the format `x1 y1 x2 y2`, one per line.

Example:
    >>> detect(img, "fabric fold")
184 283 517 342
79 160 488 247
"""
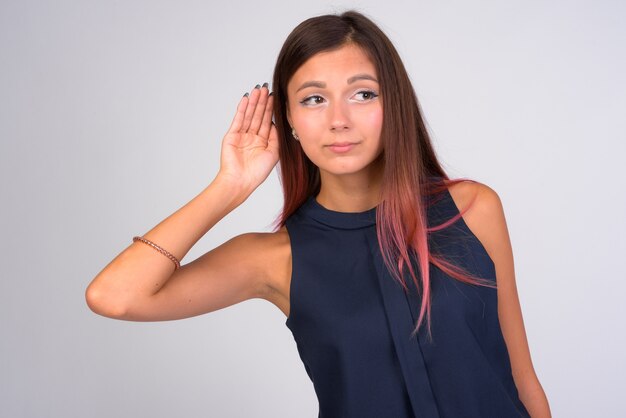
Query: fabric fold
365 228 441 418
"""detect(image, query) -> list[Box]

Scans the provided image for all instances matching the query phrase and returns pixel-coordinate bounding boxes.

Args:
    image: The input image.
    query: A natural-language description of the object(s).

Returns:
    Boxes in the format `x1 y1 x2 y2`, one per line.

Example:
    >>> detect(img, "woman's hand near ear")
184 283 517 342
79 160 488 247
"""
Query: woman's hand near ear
217 83 279 195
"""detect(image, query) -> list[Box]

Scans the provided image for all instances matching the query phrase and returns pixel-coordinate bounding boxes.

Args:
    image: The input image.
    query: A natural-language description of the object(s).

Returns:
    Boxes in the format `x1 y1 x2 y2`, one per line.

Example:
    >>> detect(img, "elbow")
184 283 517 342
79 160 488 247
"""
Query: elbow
85 283 128 319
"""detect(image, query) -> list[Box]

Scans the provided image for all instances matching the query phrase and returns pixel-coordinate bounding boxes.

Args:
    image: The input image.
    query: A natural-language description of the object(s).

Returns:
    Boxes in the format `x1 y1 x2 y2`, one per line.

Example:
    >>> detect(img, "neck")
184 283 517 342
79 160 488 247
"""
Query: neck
316 158 384 212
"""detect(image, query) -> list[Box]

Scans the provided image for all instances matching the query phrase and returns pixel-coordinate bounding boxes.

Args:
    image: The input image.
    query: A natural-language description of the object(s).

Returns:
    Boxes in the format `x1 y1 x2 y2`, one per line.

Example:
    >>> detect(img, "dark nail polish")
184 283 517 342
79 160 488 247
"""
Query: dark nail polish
268 92 274 97
255 84 261 89
262 82 269 88
243 92 249 97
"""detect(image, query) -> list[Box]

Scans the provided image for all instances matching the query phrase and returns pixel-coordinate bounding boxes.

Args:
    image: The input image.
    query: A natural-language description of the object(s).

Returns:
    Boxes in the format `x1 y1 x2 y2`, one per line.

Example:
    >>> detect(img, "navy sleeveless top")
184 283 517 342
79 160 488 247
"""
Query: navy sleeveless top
284 187 530 418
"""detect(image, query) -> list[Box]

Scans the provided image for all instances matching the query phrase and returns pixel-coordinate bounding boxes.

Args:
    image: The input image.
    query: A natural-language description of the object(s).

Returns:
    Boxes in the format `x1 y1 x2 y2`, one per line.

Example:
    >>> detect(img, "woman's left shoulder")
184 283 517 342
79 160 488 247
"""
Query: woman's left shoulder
447 180 510 262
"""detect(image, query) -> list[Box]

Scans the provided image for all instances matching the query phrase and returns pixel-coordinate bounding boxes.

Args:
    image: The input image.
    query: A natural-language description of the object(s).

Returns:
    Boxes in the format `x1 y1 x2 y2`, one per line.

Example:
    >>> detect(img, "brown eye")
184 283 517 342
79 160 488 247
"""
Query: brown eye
354 90 379 101
300 95 325 106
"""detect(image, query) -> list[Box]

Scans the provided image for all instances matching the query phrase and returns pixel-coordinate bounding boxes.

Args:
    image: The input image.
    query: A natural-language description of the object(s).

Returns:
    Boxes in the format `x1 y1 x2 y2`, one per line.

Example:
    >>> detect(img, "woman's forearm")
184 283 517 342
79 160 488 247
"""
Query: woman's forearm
518 374 551 417
85 176 248 317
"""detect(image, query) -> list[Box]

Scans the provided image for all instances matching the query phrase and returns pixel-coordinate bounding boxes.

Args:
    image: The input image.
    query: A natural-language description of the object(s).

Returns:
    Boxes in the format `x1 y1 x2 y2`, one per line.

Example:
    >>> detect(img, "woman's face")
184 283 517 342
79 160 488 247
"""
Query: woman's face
286 43 384 177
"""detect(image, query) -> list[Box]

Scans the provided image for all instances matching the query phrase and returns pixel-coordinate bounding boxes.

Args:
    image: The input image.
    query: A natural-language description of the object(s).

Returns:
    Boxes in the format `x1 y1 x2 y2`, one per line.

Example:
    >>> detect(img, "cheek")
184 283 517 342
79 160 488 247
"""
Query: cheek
360 106 384 138
290 108 320 136
368 108 384 152
372 110 383 134
298 118 321 137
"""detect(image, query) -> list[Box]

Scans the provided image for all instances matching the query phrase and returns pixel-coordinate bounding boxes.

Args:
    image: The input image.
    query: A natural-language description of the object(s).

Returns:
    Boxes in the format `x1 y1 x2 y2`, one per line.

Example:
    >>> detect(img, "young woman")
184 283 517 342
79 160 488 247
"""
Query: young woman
86 10 551 418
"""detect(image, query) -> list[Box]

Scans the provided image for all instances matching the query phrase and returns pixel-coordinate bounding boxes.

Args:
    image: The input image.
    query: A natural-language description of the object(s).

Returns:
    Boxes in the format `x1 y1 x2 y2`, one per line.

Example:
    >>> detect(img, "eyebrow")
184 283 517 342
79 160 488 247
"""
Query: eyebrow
347 73 378 84
295 73 379 92
296 81 325 92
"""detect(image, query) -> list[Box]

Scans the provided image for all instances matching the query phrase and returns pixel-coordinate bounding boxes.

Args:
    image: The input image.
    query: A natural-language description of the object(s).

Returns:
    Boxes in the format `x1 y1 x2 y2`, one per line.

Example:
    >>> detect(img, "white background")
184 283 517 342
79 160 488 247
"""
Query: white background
1 0 624 416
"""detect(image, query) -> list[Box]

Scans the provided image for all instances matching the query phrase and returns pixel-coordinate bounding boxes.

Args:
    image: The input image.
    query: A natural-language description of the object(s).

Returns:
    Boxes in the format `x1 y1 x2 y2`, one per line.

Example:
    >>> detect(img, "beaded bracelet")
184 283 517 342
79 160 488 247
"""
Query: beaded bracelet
132 236 181 270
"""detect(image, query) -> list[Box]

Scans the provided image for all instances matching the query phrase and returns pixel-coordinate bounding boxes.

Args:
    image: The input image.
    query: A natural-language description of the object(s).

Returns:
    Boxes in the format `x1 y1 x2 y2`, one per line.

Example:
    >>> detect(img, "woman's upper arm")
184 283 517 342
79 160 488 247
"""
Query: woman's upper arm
452 182 538 384
452 181 551 416
118 232 279 322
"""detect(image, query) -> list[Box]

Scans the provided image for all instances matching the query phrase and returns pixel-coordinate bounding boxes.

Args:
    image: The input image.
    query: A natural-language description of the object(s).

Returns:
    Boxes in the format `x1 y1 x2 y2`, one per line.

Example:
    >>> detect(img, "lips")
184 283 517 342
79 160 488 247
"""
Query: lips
327 142 358 153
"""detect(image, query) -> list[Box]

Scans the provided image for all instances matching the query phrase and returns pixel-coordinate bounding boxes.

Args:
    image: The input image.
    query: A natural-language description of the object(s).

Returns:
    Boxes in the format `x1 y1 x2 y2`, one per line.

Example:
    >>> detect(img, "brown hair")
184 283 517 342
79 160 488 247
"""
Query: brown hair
271 10 493 340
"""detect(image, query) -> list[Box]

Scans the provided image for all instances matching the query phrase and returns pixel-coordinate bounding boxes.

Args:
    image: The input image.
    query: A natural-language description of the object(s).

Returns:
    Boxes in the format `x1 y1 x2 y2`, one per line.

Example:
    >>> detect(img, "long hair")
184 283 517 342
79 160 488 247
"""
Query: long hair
271 10 495 341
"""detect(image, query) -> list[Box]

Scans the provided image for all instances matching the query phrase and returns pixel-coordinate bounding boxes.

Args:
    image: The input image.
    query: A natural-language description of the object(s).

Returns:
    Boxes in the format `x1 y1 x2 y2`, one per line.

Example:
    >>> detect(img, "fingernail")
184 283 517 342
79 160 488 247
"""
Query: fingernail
262 82 269 88
243 92 249 97
255 84 261 89
268 91 274 97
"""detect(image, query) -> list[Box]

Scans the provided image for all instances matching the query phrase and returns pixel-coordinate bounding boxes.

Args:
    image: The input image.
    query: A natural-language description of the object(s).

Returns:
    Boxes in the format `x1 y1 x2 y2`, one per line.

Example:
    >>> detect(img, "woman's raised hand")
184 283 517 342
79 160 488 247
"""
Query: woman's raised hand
85 84 279 322
216 83 279 194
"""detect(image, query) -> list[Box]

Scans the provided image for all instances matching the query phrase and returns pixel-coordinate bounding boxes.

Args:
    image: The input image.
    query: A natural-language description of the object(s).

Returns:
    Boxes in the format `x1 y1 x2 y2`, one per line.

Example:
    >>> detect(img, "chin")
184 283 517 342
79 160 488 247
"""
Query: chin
318 161 379 177
309 149 384 177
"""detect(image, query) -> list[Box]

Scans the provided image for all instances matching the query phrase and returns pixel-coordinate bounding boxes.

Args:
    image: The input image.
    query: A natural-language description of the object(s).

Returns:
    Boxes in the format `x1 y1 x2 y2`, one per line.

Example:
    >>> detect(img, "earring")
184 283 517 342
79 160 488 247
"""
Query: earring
291 127 300 141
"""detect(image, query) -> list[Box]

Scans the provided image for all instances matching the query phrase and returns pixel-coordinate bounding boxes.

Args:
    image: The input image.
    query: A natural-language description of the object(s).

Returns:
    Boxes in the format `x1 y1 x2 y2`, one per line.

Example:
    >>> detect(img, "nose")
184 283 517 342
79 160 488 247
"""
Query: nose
328 101 350 132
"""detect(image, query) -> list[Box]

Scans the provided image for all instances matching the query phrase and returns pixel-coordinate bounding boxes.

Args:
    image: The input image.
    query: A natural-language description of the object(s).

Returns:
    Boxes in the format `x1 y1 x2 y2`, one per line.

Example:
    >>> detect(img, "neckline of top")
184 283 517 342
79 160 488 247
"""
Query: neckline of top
301 195 378 230
299 183 453 230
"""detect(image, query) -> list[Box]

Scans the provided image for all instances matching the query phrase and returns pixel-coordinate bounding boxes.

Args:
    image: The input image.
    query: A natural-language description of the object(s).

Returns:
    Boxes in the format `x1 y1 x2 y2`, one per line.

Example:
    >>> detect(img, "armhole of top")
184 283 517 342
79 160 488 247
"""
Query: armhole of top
283 221 296 327
444 184 497 272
